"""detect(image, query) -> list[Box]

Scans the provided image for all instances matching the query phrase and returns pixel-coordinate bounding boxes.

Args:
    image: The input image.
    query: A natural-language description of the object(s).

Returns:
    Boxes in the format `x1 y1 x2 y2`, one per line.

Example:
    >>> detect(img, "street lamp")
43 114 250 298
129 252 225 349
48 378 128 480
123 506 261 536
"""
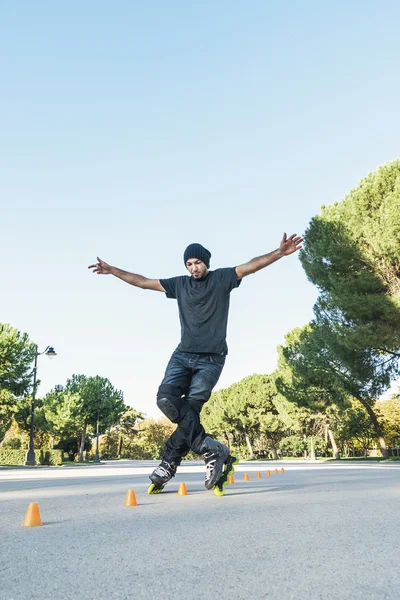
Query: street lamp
24 345 57 466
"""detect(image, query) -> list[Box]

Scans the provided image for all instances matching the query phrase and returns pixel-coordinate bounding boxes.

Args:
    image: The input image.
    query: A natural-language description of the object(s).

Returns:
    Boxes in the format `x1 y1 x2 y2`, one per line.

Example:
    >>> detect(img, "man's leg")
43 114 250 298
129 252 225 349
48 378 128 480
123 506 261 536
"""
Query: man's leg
176 354 230 489
156 352 192 461
163 396 205 459
161 353 226 456
149 352 192 487
151 352 228 489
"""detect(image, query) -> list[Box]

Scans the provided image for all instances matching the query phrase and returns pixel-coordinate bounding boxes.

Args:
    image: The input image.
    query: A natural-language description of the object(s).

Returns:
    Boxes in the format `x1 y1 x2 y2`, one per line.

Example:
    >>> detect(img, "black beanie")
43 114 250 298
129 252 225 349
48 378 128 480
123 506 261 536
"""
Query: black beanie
183 243 211 268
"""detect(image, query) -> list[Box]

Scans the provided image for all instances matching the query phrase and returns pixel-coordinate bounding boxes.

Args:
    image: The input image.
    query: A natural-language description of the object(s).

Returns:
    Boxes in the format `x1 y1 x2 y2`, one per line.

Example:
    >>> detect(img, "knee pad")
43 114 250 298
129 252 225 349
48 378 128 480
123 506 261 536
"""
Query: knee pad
157 384 189 423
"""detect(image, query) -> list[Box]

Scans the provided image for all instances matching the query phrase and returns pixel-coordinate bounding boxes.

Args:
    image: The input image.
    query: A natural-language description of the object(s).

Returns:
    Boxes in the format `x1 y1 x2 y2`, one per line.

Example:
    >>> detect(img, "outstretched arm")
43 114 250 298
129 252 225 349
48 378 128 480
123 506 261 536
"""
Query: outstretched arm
235 233 303 279
88 257 166 292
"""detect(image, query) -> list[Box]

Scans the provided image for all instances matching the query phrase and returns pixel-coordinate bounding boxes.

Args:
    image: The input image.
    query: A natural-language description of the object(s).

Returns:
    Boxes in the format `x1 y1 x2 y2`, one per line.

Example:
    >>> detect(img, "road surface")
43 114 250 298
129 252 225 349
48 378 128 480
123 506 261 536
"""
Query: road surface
1 460 399 599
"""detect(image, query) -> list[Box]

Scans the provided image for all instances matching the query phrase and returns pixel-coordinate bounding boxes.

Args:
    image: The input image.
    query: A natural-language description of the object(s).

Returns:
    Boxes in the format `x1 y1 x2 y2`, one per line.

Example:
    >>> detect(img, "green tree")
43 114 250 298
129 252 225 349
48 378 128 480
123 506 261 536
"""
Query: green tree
116 407 145 457
64 375 125 461
41 389 85 443
292 162 400 458
99 407 145 458
300 161 400 373
38 376 126 461
275 326 351 459
0 324 36 396
0 389 16 443
0 324 36 442
277 323 391 457
375 398 400 451
335 400 377 457
203 374 293 459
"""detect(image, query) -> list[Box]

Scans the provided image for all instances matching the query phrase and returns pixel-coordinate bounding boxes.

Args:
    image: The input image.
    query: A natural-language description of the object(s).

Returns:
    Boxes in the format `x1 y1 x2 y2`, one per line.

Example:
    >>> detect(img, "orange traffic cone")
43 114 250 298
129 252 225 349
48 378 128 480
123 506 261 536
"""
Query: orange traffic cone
178 482 188 496
244 473 250 481
124 490 138 506
22 502 42 527
281 468 285 473
274 468 279 475
229 474 235 484
256 471 262 478
266 470 271 477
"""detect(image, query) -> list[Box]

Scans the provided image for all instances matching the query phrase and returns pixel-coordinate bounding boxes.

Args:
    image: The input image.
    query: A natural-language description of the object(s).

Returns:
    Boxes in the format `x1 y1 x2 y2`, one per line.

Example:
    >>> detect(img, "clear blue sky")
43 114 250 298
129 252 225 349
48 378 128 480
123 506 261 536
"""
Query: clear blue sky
2 1 400 416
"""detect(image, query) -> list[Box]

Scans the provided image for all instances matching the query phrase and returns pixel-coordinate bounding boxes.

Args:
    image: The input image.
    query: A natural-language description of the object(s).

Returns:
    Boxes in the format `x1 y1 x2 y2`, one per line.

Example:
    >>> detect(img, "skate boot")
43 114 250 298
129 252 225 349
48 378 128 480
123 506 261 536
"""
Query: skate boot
214 454 239 497
200 436 230 490
148 459 180 494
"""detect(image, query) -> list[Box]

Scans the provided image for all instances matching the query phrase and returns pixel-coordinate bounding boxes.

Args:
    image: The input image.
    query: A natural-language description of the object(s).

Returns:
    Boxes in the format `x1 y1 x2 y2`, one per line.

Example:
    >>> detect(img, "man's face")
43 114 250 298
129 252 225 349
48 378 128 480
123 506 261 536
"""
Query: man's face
185 258 208 279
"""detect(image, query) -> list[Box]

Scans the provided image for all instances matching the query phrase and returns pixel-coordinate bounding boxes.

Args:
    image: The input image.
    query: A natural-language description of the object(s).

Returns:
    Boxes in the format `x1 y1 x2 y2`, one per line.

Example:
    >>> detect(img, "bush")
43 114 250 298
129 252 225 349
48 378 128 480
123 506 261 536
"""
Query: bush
307 435 328 457
1 437 22 449
37 449 63 466
279 435 306 457
54 438 91 462
0 449 63 466
0 449 26 465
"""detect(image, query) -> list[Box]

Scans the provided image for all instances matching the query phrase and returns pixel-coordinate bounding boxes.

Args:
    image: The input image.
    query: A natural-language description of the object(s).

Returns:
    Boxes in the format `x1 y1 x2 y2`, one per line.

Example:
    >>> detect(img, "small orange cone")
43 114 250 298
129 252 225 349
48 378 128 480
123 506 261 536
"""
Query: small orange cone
178 482 188 496
274 468 279 475
266 470 271 477
124 490 138 506
22 502 42 527
244 473 250 481
281 467 285 473
229 474 235 484
256 471 262 478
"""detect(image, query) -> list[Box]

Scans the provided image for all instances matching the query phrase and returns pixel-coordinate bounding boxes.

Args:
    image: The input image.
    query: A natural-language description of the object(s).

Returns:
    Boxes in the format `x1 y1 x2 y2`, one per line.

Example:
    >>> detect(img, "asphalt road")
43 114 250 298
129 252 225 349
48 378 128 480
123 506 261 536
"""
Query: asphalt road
1 460 399 600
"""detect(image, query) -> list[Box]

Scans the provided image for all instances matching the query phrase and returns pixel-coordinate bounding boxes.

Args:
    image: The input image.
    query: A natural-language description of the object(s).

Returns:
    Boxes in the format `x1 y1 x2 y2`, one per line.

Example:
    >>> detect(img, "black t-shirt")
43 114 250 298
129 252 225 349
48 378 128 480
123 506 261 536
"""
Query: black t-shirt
160 267 242 355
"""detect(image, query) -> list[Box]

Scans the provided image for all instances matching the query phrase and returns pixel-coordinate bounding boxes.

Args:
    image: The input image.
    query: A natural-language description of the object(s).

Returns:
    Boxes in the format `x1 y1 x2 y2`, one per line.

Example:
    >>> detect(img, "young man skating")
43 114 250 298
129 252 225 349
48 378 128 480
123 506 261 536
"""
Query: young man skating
88 233 302 491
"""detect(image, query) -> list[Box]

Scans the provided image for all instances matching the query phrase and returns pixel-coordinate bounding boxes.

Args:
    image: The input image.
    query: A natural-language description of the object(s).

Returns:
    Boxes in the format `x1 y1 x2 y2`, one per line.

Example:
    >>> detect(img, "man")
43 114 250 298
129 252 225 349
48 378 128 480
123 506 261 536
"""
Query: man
88 233 303 491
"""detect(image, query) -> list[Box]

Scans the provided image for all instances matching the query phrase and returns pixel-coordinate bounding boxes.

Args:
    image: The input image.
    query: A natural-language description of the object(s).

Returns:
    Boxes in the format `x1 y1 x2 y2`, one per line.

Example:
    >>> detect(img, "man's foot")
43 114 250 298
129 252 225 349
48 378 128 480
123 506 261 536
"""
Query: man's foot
214 455 238 496
200 436 230 490
149 459 179 487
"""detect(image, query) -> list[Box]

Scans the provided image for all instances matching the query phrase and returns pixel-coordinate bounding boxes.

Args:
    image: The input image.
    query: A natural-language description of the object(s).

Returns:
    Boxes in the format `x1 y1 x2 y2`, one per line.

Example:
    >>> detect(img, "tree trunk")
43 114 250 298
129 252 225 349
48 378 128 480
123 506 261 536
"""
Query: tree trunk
327 428 340 459
223 431 231 451
118 434 123 459
266 431 278 460
78 421 87 462
303 431 308 459
245 433 254 459
310 436 316 460
358 398 389 458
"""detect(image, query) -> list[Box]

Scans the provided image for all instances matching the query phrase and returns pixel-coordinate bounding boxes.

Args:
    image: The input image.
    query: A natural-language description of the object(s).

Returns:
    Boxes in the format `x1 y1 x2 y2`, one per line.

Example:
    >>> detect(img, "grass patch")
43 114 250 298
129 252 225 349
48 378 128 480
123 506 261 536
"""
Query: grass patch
61 461 103 466
324 456 400 462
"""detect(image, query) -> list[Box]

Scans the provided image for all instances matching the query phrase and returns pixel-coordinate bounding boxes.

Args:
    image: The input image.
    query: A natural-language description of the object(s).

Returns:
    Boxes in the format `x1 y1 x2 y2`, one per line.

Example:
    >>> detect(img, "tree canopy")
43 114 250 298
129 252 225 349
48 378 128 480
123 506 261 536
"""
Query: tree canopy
0 324 35 396
300 160 400 358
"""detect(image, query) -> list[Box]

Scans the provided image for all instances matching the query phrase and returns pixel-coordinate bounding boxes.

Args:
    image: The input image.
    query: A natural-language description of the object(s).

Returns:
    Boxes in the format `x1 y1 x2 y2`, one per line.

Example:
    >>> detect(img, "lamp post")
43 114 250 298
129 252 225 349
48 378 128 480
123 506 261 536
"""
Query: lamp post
24 345 57 466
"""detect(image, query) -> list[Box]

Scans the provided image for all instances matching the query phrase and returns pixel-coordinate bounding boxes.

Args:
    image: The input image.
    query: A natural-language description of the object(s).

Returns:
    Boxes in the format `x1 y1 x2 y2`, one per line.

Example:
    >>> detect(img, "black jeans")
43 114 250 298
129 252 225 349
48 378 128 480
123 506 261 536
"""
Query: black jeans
159 351 225 462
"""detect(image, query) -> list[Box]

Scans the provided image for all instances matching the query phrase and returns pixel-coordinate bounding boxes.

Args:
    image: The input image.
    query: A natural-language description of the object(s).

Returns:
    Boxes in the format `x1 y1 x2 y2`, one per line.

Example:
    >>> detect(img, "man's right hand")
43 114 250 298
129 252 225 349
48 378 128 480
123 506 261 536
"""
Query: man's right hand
88 258 166 292
88 257 113 275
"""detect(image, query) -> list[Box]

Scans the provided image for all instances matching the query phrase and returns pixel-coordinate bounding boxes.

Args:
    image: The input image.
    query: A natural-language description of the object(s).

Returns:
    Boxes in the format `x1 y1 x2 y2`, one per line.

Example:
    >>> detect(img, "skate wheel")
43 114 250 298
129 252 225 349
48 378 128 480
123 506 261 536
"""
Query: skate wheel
214 486 225 497
148 483 163 495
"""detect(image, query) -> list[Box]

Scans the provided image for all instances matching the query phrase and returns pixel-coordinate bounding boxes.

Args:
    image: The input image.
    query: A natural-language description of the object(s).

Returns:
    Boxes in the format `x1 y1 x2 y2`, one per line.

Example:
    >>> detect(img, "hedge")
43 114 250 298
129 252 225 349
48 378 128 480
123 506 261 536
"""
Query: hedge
0 449 64 466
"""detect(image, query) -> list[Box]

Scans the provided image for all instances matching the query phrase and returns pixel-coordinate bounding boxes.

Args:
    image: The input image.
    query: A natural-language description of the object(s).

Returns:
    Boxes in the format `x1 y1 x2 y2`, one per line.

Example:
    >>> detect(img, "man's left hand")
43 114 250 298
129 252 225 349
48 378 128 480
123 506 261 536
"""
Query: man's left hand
279 233 304 256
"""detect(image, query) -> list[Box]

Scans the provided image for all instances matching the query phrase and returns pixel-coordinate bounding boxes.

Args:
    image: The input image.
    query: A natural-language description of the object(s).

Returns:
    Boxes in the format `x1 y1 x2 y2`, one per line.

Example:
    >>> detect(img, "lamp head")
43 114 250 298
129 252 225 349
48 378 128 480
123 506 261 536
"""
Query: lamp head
45 347 57 359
